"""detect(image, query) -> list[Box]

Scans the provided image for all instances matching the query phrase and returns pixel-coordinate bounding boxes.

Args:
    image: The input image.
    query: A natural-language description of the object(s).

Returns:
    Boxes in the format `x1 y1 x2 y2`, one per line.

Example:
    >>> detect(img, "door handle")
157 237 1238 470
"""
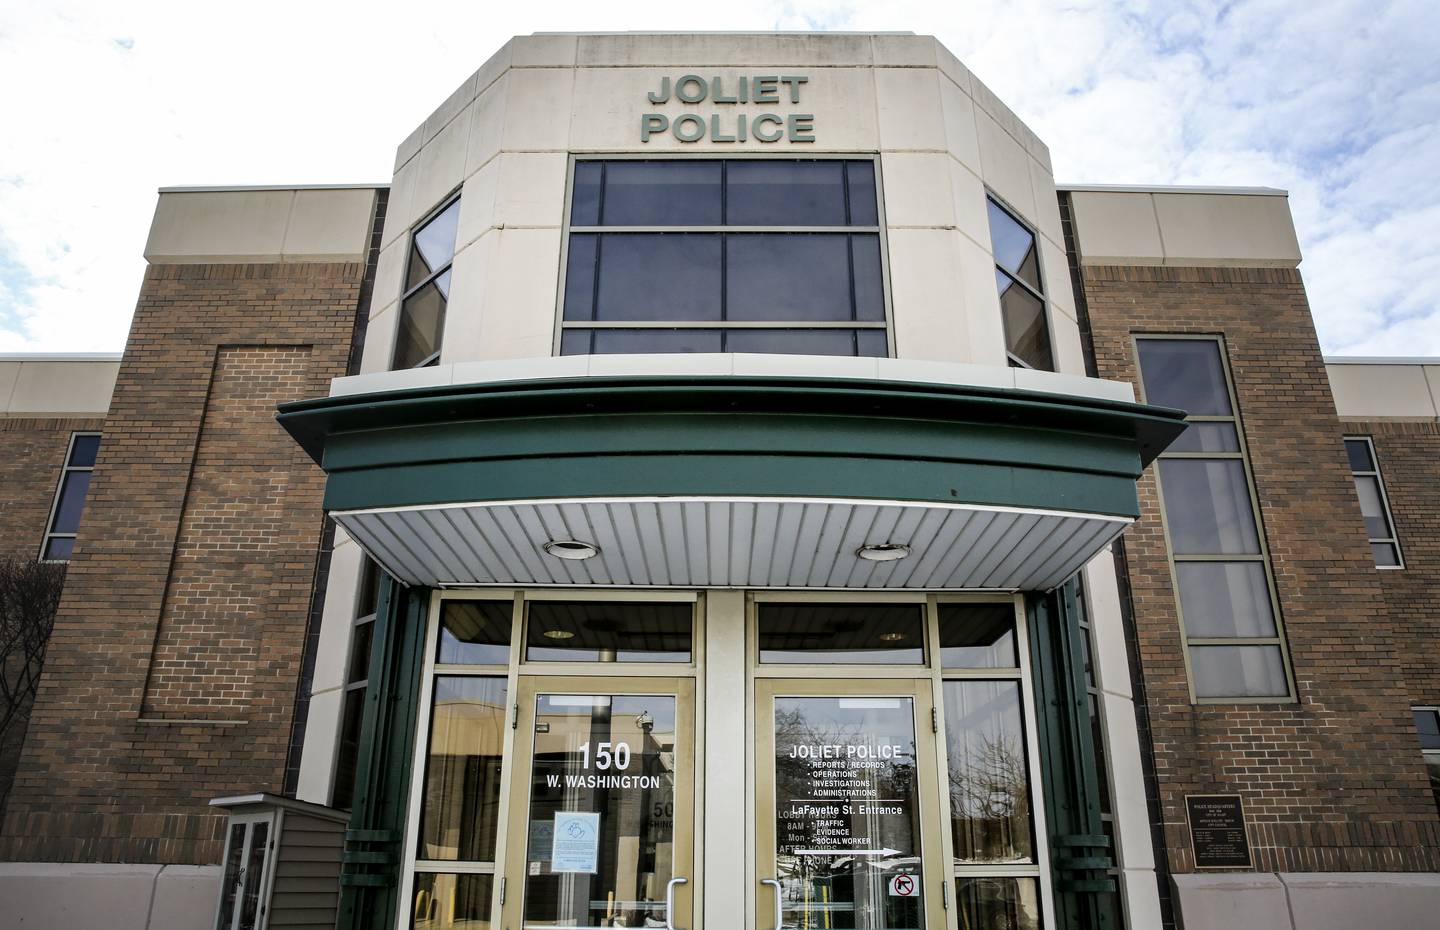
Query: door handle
761 877 782 929
665 876 688 930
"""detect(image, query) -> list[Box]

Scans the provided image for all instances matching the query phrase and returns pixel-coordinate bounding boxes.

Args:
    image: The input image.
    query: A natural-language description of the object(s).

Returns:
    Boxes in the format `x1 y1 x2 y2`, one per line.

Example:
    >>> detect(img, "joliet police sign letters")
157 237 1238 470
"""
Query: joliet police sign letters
641 74 816 142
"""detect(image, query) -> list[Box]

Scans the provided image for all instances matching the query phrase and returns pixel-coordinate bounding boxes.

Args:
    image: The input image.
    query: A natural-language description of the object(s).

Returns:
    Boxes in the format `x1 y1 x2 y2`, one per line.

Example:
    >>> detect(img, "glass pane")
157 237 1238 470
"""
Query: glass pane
997 270 1052 371
348 620 374 683
438 601 513 665
725 329 869 357
759 603 925 664
1190 645 1289 698
1089 692 1111 816
938 604 1017 668
1427 756 1440 812
407 200 461 290
526 601 692 663
726 160 847 226
521 694 679 928
69 434 100 467
846 161 879 226
727 234 854 321
774 696 923 930
595 234 722 321
1353 475 1392 539
43 536 75 561
954 876 1042 930
591 329 723 354
1412 709 1440 750
559 330 593 356
239 821 269 930
601 160 722 225
49 471 92 535
394 272 449 368
570 162 602 226
561 234 597 320
1345 438 1374 472
420 677 508 861
1372 542 1400 567
851 235 885 321
943 680 1034 864
1136 339 1233 415
332 687 366 809
217 822 247 930
856 329 889 358
987 200 1040 292
413 872 493 930
1175 562 1277 637
1157 459 1260 554
356 558 380 619
1168 421 1240 453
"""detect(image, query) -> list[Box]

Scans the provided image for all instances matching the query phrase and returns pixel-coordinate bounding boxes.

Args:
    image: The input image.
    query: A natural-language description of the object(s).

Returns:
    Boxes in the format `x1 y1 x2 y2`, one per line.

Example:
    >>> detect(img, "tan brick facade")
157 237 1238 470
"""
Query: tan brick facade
1081 265 1440 875
1 263 362 864
0 417 105 561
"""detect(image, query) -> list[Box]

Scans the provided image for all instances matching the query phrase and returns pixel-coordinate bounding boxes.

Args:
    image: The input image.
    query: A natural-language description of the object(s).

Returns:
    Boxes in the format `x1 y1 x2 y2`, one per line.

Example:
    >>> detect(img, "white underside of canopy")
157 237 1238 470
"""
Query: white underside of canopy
334 496 1129 592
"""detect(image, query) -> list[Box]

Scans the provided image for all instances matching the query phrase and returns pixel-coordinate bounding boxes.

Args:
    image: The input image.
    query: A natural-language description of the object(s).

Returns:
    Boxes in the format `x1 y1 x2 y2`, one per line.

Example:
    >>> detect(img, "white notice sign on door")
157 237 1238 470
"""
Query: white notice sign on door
550 811 601 873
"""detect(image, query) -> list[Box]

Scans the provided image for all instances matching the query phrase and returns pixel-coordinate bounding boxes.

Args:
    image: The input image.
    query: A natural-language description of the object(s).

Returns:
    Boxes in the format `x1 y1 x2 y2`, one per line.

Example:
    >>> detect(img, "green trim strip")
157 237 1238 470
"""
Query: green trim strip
276 374 1185 521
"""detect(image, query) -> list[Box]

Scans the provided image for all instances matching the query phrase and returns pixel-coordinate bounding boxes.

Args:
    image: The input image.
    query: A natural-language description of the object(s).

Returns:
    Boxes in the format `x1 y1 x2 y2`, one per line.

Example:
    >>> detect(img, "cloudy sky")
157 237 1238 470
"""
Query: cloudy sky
2 0 1436 356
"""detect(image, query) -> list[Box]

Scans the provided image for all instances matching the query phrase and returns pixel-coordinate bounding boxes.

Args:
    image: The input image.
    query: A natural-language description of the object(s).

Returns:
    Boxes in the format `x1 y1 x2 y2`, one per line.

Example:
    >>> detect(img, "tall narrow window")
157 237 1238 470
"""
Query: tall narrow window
986 198 1052 371
1411 708 1440 812
332 557 382 809
1136 337 1293 701
1345 436 1403 568
41 432 100 562
559 159 889 357
394 196 461 369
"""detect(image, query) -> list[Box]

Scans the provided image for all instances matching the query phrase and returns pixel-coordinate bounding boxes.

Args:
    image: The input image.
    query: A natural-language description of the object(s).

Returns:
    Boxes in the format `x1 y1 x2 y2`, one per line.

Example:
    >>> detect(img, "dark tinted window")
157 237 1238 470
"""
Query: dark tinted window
1157 459 1260 554
591 329 724 354
1136 339 1233 414
1345 438 1375 472
69 434 100 467
987 200 1040 291
997 271 1052 371
526 601 692 663
594 234 722 321
938 603 1018 668
592 161 722 226
726 234 855 321
396 197 460 369
1414 709 1440 751
438 601 513 665
986 198 1051 370
758 602 925 664
50 471 91 534
726 160 847 225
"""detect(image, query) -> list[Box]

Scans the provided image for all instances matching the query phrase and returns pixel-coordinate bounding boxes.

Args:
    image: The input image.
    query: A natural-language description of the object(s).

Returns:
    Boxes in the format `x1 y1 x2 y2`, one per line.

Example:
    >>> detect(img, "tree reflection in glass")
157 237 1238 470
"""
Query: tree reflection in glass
942 681 1034 864
772 697 923 929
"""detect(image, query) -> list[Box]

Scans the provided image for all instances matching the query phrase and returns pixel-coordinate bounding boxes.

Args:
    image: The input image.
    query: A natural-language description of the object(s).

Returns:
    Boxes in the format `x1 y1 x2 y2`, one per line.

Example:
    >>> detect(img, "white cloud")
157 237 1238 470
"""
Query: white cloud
1 0 1436 355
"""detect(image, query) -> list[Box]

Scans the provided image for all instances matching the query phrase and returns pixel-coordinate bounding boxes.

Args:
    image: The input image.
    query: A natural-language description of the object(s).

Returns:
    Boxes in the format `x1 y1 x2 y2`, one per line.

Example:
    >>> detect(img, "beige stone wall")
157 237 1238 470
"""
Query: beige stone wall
362 33 1086 376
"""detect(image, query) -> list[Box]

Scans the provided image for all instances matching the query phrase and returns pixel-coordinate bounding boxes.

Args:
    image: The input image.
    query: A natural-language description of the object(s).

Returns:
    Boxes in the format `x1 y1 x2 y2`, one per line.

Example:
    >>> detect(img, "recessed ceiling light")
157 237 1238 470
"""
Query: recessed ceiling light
857 543 910 562
543 629 576 640
543 540 600 560
879 632 907 642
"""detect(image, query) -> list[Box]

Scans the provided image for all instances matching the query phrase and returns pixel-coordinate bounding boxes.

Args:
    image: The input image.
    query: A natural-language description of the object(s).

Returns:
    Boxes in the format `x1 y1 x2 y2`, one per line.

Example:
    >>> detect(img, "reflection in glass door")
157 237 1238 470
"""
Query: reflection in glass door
756 680 941 930
503 678 694 930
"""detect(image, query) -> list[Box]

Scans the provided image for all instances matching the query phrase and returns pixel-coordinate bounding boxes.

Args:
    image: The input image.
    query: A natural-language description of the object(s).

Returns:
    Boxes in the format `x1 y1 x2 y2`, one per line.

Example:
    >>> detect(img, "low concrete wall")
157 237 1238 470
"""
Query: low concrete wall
1173 871 1440 930
0 862 220 930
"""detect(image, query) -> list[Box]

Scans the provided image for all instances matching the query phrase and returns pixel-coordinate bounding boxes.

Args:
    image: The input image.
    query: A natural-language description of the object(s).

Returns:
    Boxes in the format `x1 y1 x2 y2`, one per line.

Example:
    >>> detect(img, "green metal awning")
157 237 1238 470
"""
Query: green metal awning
278 372 1184 590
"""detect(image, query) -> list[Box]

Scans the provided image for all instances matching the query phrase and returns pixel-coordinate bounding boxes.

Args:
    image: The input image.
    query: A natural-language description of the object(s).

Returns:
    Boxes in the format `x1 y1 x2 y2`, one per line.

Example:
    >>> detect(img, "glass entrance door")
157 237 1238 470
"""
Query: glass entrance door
755 679 943 930
501 677 695 930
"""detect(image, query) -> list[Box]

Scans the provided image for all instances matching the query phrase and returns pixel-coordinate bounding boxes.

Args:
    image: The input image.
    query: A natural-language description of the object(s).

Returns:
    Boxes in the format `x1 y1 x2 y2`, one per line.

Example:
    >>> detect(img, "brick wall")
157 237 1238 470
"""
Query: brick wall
1338 419 1440 707
0 418 105 561
1081 265 1440 879
0 263 362 864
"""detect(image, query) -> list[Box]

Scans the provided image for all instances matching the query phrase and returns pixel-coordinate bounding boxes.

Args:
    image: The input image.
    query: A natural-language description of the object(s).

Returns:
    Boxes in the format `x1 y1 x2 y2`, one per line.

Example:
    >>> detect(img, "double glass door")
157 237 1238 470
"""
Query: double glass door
755 680 943 930
500 677 695 930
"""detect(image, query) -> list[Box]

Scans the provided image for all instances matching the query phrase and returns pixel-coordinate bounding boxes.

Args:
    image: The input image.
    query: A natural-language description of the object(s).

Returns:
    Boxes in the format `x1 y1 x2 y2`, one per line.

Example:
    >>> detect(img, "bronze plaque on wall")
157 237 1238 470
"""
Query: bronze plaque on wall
1186 794 1252 868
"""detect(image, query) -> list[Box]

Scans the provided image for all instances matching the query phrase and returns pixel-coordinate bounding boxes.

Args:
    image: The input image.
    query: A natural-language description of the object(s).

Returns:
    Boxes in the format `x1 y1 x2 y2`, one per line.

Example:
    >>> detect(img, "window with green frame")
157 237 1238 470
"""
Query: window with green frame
1136 336 1294 701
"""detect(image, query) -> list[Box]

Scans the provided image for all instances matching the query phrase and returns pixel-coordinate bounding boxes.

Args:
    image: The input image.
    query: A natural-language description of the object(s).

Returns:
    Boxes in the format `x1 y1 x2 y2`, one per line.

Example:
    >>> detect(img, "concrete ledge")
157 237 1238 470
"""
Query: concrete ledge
1068 188 1302 268
144 187 378 264
0 356 119 417
1171 872 1292 930
0 862 220 930
330 353 1137 405
1173 871 1440 930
